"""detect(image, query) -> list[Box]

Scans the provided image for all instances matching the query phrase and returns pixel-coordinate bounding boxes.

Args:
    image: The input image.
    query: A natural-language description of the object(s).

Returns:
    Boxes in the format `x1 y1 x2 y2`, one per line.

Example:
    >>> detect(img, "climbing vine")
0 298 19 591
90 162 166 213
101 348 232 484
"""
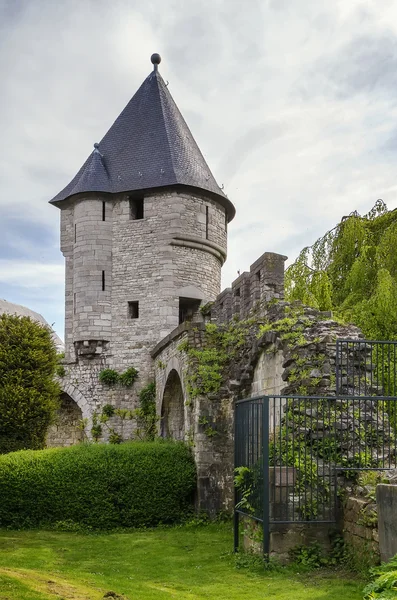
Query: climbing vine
181 320 255 400
285 199 397 341
83 381 157 443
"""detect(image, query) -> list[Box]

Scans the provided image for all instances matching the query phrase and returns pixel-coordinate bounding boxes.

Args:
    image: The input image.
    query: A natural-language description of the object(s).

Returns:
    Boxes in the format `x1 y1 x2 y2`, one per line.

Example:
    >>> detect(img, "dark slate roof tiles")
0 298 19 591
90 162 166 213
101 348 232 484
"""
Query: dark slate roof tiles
50 68 235 220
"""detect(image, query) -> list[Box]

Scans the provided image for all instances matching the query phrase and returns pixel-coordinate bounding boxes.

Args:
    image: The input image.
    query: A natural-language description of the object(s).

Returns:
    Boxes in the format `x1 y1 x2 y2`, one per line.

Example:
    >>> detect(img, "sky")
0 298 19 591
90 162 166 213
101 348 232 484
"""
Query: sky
1 0 397 340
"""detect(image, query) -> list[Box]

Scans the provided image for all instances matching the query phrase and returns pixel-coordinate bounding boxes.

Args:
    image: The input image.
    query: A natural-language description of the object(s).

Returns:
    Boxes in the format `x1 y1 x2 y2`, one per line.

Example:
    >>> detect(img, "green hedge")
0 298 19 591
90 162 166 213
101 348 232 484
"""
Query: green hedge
0 441 196 529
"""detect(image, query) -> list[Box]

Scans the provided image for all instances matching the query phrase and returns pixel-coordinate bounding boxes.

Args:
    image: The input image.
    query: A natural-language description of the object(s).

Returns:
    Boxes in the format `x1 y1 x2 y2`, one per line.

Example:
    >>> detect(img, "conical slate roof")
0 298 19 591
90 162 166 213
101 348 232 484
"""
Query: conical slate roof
50 58 235 221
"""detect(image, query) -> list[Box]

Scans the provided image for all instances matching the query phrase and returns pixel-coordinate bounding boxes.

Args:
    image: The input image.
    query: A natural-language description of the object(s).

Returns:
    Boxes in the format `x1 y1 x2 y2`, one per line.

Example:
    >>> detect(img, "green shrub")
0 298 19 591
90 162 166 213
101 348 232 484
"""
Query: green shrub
0 441 196 529
0 314 60 454
99 369 119 385
119 366 139 387
363 554 397 599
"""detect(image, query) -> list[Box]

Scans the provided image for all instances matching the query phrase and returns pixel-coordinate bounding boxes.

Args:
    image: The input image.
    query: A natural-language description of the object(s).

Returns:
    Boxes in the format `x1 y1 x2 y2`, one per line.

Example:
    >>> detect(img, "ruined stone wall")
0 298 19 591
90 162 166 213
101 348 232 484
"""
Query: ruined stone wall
343 495 379 563
341 473 397 566
152 321 235 514
251 348 285 398
152 245 367 515
209 252 286 324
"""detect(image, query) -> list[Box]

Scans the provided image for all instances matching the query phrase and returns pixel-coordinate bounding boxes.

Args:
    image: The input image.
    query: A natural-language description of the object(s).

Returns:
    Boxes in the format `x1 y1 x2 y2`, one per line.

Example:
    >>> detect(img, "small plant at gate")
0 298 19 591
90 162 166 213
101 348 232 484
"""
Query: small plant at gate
289 542 329 569
234 466 254 514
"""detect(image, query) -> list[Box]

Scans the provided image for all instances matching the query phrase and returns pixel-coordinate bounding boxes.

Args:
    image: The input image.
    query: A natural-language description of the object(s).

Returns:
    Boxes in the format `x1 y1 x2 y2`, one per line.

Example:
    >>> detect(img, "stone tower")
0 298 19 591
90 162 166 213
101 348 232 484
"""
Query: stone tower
50 54 235 427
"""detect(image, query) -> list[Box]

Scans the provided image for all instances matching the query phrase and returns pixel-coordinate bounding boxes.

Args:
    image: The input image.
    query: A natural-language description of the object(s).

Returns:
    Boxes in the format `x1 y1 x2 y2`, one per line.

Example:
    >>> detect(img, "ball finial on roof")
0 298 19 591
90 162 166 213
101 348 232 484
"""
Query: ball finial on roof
93 142 99 149
151 53 161 68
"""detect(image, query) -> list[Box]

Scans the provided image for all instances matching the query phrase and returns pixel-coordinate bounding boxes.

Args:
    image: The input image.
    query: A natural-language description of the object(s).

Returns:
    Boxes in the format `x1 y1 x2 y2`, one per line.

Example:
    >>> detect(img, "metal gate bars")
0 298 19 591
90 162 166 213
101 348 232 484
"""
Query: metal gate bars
234 394 397 556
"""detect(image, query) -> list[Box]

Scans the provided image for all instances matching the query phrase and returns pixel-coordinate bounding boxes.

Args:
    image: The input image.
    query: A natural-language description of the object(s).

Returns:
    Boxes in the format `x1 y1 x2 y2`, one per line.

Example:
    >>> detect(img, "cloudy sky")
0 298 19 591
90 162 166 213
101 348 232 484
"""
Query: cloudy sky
1 0 397 339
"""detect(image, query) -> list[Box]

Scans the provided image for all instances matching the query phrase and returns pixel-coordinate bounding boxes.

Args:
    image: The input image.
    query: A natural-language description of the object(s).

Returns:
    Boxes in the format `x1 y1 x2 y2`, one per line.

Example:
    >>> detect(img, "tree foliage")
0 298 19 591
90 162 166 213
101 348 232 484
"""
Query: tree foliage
286 200 397 341
0 314 60 453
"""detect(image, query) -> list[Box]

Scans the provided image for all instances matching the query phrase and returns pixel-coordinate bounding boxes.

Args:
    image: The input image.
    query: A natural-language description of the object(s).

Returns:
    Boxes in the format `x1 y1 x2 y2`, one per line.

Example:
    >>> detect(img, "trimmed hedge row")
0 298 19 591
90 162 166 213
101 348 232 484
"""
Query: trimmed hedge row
0 441 196 529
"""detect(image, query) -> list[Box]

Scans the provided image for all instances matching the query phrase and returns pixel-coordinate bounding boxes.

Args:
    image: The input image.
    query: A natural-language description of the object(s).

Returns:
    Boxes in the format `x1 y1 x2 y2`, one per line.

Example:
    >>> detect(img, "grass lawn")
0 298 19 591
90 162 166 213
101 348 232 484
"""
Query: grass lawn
0 523 364 600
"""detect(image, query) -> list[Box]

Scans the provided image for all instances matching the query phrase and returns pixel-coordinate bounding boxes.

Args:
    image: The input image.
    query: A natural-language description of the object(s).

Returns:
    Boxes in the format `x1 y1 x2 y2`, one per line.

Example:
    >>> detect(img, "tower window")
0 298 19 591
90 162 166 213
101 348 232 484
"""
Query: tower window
225 212 228 231
102 271 105 291
129 197 144 220
234 287 241 297
256 271 261 281
128 301 139 319
179 297 201 324
74 223 77 243
205 206 209 240
102 201 106 221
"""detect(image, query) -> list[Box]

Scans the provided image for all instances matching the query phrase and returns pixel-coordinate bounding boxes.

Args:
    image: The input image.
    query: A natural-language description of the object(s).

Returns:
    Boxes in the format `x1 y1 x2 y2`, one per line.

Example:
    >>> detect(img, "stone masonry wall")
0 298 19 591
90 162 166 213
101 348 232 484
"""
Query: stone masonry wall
210 252 287 324
56 188 227 436
153 292 365 514
46 393 84 447
343 495 380 563
152 321 235 514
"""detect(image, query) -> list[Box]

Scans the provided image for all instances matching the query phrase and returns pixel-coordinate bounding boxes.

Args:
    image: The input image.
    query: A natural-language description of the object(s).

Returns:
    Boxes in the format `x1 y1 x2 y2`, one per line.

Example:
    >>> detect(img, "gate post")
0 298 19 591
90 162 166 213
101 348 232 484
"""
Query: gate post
233 402 239 552
263 395 270 557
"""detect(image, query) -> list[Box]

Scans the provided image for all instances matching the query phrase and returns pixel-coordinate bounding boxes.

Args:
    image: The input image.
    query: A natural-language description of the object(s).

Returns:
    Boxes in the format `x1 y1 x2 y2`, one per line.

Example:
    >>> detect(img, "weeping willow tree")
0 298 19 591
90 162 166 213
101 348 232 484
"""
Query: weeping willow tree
285 199 397 341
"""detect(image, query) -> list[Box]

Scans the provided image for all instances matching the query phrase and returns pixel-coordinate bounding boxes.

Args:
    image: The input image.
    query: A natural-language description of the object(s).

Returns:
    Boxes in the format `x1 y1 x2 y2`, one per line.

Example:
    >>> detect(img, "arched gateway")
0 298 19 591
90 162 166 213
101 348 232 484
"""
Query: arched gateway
46 392 84 447
161 369 185 441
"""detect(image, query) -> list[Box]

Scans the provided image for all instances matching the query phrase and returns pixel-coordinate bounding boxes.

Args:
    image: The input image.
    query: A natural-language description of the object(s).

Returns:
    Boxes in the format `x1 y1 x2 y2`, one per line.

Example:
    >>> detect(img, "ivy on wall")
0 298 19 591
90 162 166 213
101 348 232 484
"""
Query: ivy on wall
179 320 256 400
82 381 157 443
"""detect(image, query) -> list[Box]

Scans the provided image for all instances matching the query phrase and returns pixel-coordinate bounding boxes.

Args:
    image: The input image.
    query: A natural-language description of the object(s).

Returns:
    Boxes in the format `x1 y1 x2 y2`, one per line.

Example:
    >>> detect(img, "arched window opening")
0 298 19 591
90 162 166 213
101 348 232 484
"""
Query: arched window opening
161 370 185 440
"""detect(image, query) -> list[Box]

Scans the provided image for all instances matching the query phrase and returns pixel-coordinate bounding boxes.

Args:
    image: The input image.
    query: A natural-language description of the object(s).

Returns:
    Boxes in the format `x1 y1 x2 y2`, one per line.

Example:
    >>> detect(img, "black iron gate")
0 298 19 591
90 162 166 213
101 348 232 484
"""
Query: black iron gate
234 393 397 556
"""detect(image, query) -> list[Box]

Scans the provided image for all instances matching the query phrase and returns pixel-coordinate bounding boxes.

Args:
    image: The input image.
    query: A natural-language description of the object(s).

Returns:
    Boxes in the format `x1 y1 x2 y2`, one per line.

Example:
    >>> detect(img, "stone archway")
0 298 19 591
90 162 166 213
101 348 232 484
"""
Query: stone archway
161 369 185 440
46 392 84 447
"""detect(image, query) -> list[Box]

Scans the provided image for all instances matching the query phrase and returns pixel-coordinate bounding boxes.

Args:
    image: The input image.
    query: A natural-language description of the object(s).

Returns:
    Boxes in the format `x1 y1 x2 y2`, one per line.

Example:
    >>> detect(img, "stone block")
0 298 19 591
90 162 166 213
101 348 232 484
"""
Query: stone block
377 484 397 562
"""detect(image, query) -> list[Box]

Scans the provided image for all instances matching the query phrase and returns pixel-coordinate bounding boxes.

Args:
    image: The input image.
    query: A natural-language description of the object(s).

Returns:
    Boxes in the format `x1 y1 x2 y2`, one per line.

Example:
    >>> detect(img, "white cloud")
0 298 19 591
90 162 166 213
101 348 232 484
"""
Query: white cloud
0 260 64 288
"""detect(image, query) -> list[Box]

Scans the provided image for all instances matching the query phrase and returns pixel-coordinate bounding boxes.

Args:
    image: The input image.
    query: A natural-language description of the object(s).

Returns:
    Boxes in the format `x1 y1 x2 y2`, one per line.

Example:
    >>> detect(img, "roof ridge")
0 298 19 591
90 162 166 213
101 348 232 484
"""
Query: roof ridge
155 71 177 180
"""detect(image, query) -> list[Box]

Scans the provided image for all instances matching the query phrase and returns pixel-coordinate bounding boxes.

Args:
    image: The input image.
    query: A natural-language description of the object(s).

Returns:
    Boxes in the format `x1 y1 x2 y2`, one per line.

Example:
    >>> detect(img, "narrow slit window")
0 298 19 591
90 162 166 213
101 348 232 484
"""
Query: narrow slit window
128 301 139 319
102 201 106 221
225 212 228 231
129 197 144 220
234 287 241 297
74 223 77 243
74 293 76 314
205 206 209 240
102 271 105 291
256 271 261 281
